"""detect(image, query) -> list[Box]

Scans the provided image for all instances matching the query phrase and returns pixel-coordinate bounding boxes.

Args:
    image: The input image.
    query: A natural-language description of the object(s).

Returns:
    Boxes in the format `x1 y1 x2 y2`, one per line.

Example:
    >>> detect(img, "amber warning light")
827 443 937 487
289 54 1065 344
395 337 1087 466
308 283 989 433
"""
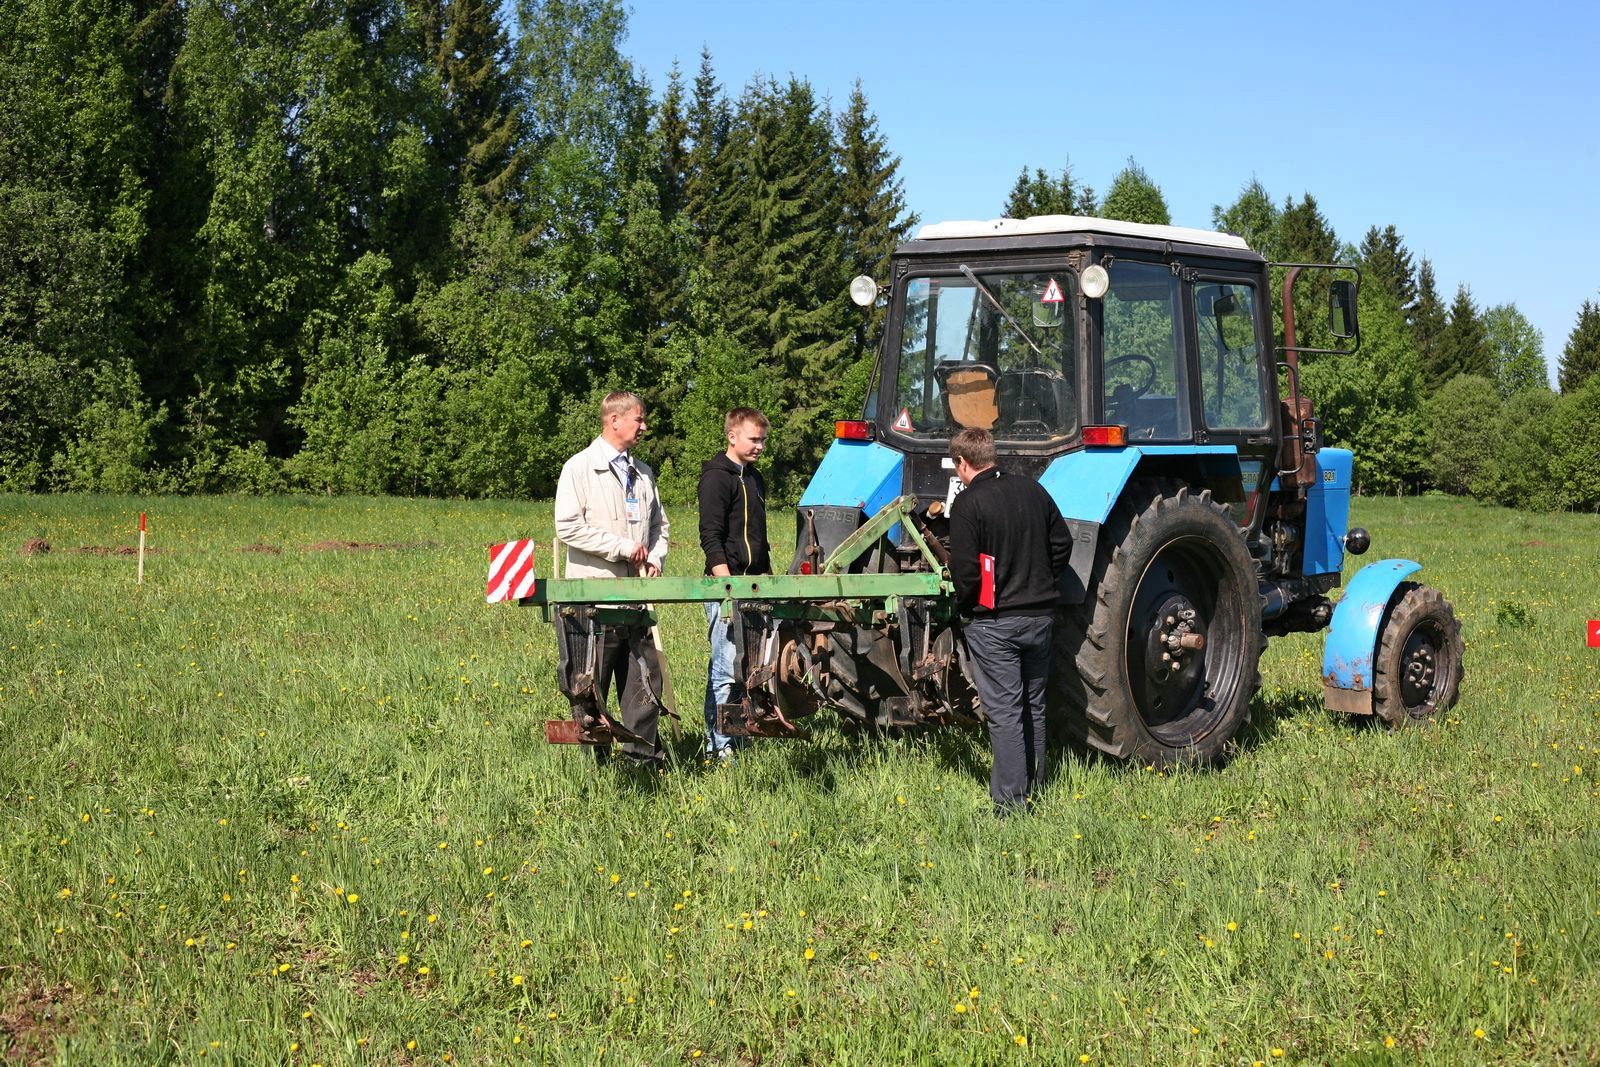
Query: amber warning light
1082 425 1127 447
834 420 874 441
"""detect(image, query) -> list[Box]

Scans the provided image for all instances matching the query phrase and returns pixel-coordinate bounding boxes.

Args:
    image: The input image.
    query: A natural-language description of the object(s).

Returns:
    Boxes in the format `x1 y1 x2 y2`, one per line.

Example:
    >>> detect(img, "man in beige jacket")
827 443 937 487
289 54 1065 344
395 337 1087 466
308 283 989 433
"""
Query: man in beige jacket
554 390 670 765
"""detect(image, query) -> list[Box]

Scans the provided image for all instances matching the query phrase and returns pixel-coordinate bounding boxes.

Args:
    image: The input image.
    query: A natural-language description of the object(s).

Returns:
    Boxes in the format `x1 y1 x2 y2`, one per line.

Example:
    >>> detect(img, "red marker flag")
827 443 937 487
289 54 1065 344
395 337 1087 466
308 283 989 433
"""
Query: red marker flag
1588 620 1600 648
486 540 538 603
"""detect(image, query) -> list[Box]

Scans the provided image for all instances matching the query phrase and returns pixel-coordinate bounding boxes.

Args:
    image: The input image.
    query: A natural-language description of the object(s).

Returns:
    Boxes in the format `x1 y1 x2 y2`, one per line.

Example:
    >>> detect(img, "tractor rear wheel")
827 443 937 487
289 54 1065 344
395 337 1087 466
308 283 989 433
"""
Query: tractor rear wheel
1371 582 1463 727
1051 485 1263 768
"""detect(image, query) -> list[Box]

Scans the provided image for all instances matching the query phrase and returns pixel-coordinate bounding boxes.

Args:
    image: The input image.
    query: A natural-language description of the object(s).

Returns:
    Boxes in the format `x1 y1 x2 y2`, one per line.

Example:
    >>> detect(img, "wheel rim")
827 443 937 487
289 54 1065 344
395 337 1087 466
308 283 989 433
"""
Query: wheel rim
1125 536 1245 746
1398 618 1447 715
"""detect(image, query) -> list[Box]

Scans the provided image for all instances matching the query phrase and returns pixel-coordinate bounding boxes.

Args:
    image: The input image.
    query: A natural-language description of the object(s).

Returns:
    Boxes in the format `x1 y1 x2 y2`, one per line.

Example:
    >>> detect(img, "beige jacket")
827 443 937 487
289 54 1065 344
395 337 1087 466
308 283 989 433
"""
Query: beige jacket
553 438 669 578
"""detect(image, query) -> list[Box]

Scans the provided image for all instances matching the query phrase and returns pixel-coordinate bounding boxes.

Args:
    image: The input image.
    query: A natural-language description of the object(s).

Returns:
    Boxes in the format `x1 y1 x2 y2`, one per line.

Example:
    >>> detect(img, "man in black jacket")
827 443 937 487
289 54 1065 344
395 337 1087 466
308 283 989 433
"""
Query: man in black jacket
948 427 1074 812
697 407 771 758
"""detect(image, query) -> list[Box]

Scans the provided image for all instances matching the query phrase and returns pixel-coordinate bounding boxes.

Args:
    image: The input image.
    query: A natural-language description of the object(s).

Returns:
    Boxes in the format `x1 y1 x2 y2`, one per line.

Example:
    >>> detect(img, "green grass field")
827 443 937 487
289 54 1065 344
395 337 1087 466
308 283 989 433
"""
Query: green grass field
3 492 1598 1065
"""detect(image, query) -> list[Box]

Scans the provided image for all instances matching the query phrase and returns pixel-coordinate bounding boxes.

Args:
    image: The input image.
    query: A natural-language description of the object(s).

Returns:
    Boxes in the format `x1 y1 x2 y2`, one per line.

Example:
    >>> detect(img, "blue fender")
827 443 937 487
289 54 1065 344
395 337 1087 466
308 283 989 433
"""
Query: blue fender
797 439 906 540
1039 444 1241 523
1322 558 1422 715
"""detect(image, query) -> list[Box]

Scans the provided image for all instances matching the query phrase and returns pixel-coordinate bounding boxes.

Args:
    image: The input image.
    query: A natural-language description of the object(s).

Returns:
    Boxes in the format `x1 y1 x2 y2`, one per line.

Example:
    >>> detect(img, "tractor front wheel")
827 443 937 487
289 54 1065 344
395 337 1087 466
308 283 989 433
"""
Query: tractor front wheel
1371 582 1463 727
1051 485 1263 768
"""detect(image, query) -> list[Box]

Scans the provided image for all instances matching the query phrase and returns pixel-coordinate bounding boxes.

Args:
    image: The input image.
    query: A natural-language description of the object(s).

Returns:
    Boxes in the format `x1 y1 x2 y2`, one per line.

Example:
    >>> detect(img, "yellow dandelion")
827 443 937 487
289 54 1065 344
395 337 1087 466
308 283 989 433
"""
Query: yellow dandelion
954 1003 968 1015
512 975 524 986
868 950 880 961
1226 921 1238 932
1383 1036 1396 1049
1014 1035 1028 1047
804 948 815 960
1474 1028 1486 1040
1271 1049 1285 1058
345 892 359 903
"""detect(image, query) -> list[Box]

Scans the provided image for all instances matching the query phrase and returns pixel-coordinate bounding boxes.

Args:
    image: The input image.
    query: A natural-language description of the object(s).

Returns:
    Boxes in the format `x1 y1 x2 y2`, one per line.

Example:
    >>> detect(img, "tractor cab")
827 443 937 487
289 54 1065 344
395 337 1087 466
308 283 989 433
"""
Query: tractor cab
808 216 1288 575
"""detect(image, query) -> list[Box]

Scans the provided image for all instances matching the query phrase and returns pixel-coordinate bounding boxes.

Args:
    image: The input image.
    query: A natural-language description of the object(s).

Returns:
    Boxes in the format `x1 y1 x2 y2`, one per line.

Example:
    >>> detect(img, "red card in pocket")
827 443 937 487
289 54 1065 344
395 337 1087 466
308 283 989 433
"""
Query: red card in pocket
978 552 997 610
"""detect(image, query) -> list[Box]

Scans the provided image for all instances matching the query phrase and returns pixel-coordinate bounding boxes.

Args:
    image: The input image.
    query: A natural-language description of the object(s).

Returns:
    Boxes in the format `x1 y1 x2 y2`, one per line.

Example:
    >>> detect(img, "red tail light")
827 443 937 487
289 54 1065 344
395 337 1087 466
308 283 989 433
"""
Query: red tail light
1082 424 1127 447
799 561 813 575
834 420 874 441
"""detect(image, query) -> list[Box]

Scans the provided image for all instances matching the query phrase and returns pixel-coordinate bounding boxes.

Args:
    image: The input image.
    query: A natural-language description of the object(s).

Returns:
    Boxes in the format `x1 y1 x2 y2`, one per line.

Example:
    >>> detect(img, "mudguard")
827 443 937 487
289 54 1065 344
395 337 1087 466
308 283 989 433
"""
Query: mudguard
1322 558 1422 715
1039 444 1240 524
797 439 906 546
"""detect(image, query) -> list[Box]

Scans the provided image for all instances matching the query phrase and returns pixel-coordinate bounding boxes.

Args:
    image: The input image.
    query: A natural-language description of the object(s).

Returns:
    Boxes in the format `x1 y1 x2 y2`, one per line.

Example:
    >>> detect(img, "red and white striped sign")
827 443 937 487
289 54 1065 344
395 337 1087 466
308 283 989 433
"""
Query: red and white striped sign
486 540 538 603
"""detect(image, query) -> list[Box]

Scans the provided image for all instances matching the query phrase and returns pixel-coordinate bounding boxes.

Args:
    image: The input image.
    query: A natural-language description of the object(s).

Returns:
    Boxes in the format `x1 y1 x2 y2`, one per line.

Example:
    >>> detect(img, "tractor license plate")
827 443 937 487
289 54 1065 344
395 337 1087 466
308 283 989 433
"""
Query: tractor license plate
945 476 964 511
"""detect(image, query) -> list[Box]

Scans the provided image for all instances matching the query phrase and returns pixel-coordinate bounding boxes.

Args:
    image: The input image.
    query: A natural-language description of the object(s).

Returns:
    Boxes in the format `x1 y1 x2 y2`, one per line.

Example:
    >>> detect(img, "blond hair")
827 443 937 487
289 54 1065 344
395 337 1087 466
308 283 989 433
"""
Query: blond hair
724 407 769 435
601 390 643 419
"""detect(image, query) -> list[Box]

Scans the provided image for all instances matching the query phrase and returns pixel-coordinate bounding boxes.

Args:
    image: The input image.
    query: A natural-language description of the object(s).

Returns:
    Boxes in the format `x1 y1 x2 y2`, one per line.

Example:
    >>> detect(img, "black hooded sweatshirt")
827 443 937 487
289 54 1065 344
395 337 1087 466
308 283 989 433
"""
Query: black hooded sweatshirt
698 454 771 576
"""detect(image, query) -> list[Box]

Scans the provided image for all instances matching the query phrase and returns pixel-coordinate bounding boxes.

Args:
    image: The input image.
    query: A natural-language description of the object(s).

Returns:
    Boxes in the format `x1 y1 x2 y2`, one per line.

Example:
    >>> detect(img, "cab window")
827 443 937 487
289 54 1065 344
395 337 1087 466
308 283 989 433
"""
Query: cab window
1101 261 1189 440
1194 281 1269 430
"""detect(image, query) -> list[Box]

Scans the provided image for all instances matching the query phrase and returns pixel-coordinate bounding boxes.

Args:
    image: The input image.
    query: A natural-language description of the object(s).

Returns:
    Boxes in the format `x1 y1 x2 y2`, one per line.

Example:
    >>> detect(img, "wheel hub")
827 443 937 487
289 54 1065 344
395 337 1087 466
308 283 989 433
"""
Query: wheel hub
1143 593 1206 684
1400 629 1439 707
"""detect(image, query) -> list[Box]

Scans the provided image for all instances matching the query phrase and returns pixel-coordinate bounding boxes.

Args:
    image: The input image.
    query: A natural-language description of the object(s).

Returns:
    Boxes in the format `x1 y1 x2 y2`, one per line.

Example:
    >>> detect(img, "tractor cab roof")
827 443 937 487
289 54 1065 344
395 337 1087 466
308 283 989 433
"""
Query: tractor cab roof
899 214 1261 263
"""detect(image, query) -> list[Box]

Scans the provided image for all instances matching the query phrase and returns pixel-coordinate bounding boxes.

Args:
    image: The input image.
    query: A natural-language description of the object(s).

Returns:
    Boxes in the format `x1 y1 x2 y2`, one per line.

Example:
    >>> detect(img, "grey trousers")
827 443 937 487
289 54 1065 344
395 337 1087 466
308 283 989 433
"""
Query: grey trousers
964 614 1053 809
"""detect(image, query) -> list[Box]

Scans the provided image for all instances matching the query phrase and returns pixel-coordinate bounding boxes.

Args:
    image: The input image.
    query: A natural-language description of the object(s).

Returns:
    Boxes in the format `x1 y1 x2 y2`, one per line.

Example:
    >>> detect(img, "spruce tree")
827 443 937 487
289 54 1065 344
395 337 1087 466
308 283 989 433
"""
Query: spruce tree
1359 224 1417 315
416 0 520 204
1411 258 1447 385
655 61 690 221
837 81 916 384
1276 193 1338 355
1099 157 1170 225
1429 284 1491 388
1558 298 1600 393
1002 165 1076 218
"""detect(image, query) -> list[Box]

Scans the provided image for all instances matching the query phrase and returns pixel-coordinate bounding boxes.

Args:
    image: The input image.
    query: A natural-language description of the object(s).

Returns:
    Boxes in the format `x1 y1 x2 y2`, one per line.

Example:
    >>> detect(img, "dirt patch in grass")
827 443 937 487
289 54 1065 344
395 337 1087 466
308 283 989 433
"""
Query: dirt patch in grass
65 545 161 557
0 982 76 1065
237 544 283 555
19 538 50 556
305 540 438 552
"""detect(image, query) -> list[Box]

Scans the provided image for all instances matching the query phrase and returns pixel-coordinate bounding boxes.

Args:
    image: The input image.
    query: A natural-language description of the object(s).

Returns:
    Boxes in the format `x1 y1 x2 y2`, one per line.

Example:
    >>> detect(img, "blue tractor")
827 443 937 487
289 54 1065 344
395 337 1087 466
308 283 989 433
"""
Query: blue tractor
529 215 1463 768
781 215 1464 766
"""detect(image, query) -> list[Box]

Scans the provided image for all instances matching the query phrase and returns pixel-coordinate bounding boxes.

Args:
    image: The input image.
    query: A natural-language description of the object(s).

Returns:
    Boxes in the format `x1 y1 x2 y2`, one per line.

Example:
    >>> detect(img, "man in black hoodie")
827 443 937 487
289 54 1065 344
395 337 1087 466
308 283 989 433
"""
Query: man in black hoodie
948 427 1074 812
697 407 771 758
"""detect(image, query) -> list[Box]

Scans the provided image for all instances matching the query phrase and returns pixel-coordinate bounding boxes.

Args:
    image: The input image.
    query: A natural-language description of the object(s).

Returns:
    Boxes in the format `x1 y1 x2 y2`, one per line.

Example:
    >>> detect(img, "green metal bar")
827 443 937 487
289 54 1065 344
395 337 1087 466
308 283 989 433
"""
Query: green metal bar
523 570 945 607
822 494 919 574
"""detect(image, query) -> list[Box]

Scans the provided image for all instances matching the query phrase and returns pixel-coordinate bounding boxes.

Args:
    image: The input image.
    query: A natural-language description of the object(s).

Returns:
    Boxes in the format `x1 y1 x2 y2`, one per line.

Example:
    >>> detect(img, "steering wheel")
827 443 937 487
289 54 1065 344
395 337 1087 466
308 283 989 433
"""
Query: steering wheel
1105 354 1158 399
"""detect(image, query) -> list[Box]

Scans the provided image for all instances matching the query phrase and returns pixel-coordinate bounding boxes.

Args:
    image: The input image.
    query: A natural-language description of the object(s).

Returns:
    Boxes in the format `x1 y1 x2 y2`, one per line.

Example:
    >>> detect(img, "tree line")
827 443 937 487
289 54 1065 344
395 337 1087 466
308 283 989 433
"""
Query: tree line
5 1 1600 509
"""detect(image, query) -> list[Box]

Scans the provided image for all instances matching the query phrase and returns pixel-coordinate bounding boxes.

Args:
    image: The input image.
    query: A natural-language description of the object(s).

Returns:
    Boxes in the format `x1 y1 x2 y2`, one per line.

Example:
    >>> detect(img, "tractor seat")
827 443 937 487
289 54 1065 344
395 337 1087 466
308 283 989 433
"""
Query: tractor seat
998 368 1073 433
935 362 999 430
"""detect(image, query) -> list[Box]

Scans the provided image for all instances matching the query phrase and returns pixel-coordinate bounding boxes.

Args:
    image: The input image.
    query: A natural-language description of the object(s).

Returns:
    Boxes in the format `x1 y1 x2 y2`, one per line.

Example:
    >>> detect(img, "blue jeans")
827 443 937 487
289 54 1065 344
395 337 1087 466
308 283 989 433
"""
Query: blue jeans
703 600 743 755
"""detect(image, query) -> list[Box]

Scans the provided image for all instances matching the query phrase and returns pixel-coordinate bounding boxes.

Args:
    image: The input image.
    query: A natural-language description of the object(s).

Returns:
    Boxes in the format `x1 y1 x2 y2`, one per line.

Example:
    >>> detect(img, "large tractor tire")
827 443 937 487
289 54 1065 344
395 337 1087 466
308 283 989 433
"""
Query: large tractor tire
1051 484 1263 768
1371 582 1463 727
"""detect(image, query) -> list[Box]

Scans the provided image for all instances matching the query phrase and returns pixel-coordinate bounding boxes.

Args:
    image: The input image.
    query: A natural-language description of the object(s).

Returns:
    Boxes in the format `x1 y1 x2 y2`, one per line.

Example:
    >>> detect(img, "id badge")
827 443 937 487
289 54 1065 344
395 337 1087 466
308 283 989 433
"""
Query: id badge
624 496 643 522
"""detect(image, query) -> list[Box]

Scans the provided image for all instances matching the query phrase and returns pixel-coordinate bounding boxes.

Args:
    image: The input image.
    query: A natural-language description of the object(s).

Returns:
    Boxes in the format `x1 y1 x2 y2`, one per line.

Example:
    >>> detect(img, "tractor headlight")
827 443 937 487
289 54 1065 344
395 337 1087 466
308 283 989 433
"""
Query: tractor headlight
1080 264 1110 299
849 275 879 307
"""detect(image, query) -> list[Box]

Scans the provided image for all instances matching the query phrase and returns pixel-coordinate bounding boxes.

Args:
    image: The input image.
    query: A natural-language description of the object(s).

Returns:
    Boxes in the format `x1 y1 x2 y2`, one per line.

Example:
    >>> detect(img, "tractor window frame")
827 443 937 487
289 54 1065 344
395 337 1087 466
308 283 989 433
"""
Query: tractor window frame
880 258 1084 453
1095 258 1192 442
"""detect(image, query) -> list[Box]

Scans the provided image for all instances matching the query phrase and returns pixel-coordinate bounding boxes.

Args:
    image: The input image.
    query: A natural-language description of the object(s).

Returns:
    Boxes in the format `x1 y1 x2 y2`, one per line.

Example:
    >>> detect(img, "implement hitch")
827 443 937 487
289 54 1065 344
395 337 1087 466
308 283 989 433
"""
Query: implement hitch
523 496 959 745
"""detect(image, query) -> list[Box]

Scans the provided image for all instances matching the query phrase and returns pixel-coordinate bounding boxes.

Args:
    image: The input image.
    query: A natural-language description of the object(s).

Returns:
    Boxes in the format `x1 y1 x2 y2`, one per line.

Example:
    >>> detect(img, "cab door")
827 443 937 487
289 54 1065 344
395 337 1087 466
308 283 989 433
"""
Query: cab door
1187 271 1276 529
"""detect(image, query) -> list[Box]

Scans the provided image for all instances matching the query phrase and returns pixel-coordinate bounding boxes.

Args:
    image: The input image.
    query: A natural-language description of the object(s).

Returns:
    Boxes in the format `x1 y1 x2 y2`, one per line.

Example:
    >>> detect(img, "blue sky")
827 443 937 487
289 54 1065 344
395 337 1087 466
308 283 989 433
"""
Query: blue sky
621 0 1599 384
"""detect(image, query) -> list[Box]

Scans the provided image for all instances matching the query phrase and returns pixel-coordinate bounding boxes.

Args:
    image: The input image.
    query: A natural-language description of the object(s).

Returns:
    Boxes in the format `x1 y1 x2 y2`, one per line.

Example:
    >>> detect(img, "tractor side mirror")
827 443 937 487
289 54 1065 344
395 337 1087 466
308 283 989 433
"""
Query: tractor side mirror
1328 280 1358 339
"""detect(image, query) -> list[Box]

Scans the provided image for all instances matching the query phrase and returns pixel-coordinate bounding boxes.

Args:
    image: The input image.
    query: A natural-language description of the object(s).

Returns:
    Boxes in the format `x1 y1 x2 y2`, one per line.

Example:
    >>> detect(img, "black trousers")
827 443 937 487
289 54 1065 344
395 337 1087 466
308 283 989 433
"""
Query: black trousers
592 622 663 765
964 614 1053 809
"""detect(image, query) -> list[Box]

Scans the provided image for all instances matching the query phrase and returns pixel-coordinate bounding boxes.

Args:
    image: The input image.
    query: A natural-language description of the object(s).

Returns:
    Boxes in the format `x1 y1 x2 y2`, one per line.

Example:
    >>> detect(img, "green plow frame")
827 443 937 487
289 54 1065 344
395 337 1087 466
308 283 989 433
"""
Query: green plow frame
522 495 956 744
519 494 951 620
